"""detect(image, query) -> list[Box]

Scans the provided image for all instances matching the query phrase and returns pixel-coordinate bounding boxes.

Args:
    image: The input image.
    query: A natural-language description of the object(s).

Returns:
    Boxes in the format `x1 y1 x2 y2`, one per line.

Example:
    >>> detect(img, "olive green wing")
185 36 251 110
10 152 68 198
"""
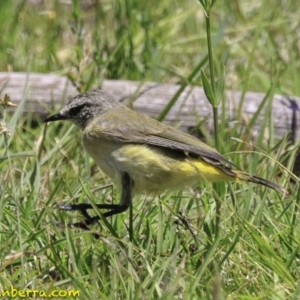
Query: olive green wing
89 108 236 174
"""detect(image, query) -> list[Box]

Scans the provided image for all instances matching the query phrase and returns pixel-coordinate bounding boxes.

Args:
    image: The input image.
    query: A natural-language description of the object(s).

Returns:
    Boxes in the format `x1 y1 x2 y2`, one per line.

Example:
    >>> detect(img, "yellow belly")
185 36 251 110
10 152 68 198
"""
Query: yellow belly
108 144 234 193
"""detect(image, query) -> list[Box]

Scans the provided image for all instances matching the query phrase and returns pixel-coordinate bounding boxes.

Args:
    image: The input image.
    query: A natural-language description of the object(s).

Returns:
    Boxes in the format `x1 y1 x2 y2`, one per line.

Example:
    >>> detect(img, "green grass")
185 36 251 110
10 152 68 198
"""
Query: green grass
1 0 300 299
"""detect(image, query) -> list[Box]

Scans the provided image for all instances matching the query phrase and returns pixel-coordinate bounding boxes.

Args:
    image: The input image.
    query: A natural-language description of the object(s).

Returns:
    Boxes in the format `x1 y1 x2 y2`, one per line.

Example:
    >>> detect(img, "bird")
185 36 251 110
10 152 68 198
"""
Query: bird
44 89 285 231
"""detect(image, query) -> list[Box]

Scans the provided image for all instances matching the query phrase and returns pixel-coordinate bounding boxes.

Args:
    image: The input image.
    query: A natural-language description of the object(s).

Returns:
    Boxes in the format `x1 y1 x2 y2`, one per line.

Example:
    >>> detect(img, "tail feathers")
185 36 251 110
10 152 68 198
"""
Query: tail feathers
248 175 287 195
234 170 287 195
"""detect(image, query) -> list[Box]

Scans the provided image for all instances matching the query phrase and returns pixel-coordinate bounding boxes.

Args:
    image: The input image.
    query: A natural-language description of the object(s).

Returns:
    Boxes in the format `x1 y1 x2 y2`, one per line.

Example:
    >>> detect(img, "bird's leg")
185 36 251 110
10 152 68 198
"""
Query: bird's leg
57 172 133 231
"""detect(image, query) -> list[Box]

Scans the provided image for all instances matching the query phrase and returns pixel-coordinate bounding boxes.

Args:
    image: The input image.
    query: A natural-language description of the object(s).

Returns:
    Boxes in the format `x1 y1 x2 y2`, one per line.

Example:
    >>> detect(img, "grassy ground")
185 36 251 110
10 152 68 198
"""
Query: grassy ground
1 0 300 299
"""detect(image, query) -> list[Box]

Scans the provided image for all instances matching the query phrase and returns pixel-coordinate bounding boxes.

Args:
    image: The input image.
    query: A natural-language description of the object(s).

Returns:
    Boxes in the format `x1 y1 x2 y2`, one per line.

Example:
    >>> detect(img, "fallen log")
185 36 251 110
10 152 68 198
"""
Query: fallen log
0 72 299 142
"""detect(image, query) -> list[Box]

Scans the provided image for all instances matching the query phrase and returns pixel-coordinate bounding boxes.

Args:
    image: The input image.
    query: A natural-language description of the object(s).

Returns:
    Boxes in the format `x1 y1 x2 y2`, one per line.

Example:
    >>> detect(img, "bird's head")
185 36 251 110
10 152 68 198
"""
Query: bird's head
44 89 121 130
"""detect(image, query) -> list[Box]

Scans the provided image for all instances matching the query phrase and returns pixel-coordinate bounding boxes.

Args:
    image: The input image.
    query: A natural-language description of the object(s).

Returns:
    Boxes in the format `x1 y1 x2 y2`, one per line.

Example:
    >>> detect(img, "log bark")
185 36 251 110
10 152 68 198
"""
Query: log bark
1 72 299 142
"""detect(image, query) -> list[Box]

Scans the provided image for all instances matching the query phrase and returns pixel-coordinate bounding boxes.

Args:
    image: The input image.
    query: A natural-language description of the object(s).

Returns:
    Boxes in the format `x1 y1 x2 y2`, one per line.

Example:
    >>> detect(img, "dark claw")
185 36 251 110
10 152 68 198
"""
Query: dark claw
52 220 100 239
56 202 95 221
55 202 100 239
68 219 101 238
54 172 132 237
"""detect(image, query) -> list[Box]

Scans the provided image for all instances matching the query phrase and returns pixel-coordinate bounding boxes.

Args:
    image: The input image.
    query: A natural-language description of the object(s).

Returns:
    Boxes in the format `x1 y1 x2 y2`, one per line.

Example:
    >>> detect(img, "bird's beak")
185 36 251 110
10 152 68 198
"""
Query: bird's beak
43 111 69 123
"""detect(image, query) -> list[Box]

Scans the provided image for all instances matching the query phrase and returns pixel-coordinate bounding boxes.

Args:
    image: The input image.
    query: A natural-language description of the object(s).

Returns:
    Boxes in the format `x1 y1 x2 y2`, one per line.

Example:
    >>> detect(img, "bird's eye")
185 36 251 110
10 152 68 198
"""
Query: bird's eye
69 104 85 116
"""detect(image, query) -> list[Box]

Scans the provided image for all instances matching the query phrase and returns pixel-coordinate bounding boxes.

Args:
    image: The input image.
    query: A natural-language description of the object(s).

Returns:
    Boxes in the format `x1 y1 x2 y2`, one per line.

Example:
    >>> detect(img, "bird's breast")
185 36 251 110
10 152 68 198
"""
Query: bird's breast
82 133 234 194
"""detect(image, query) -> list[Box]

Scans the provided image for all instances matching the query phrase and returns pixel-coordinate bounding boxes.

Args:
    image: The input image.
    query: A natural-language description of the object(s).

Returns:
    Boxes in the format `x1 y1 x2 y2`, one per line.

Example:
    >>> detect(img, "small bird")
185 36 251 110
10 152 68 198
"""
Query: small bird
44 89 285 230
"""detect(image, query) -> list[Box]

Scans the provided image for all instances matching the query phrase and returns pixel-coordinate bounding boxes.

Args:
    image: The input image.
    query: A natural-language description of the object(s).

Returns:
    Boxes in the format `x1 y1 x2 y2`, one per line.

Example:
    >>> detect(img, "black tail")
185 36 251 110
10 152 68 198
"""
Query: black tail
234 170 287 195
249 175 287 195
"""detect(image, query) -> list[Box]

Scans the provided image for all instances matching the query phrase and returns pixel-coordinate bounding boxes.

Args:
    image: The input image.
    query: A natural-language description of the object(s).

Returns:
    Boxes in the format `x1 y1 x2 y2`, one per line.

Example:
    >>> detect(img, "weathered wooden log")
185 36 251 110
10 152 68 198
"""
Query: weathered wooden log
1 72 299 142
